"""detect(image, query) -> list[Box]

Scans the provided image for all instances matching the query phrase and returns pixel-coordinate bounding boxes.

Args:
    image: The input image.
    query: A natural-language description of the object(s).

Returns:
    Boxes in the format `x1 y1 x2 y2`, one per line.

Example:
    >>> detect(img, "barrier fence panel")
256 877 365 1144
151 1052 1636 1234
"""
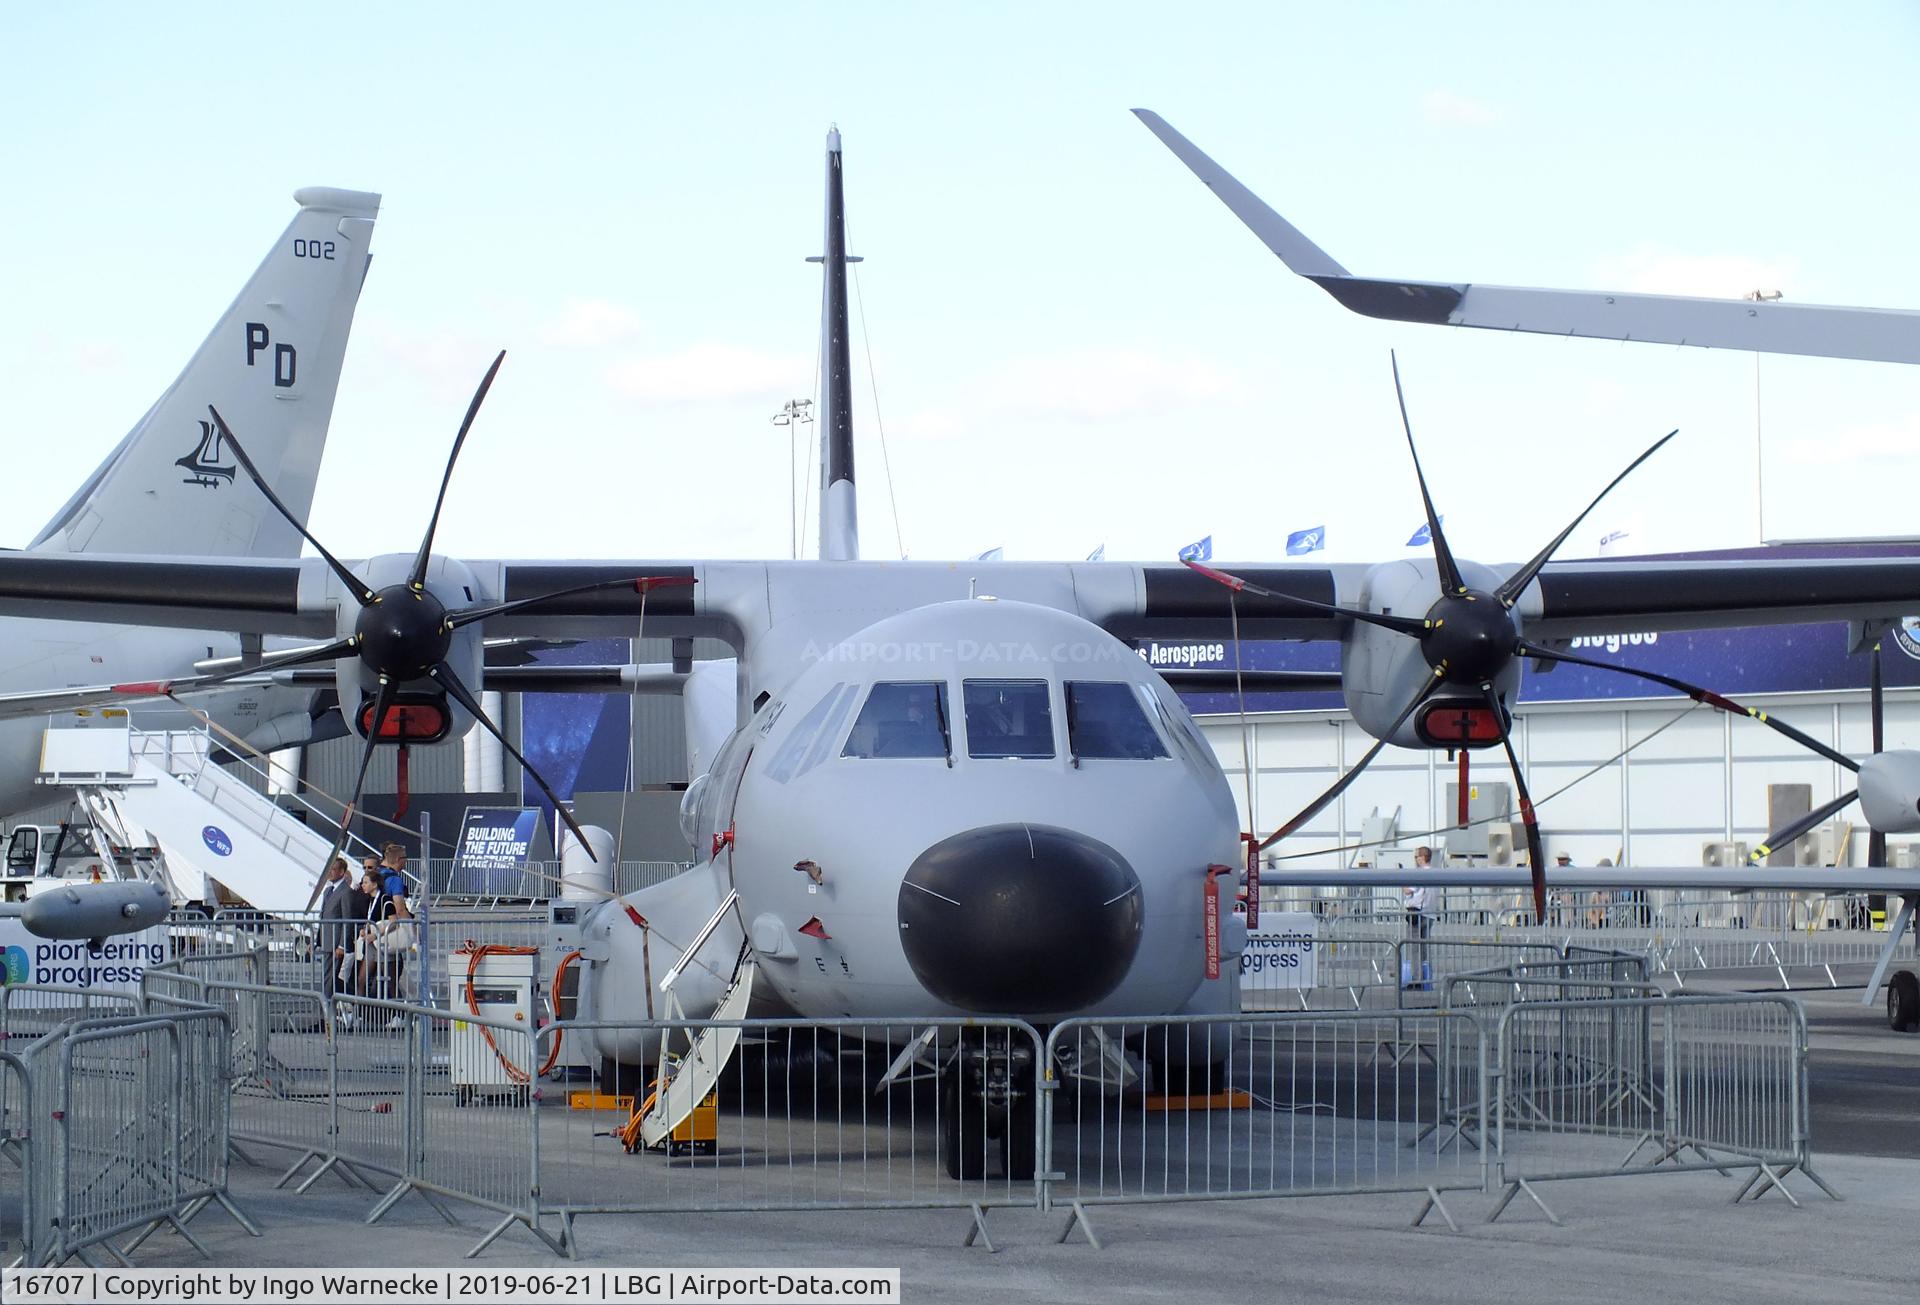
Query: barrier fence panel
1490 993 1823 1222
1 1047 45 1267
333 995 551 1258
198 982 336 1189
8 1032 63 1267
1393 939 1566 1007
1043 1012 1487 1238
53 1015 203 1263
534 1018 1044 1254
0 986 141 1043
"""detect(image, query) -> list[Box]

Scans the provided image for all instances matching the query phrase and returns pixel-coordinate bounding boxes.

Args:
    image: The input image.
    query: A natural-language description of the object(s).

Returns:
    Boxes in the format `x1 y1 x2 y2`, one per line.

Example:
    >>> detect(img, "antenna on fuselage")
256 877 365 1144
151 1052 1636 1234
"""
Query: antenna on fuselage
807 125 863 561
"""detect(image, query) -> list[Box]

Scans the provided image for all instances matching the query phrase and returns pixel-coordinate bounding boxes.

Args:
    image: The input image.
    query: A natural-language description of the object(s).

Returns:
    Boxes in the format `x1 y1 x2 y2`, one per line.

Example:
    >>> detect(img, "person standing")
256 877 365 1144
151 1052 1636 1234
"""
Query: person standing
1551 851 1574 927
316 857 362 1001
1403 845 1434 987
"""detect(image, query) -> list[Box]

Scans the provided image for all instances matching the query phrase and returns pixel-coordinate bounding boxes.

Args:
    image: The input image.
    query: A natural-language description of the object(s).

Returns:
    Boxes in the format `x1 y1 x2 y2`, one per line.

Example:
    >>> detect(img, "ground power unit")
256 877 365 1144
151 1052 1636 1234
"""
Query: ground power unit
448 946 537 1105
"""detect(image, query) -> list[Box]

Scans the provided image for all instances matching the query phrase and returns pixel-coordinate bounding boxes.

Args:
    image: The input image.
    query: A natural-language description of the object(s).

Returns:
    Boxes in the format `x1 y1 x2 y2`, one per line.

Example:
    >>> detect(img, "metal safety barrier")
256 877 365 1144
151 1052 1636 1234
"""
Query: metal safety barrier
534 1018 1045 1256
3 1007 258 1267
22 966 1830 1258
1488 993 1834 1223
1042 1012 1486 1241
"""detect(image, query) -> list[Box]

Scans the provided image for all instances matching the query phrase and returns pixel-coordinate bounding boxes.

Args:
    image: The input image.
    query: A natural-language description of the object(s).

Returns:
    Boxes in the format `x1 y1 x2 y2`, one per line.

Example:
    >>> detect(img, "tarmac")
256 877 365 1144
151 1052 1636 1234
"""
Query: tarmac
93 986 1920 1302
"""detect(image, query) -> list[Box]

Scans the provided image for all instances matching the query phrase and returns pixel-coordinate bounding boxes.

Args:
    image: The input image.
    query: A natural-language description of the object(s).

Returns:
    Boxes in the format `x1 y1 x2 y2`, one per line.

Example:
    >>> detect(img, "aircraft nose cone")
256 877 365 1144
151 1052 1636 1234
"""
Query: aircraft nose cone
897 824 1144 1014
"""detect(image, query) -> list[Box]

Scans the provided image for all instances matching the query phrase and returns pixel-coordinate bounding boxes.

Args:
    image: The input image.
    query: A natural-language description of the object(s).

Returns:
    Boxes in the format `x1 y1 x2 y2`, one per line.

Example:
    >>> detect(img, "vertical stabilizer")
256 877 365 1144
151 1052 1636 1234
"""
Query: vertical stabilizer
32 186 380 558
816 128 859 561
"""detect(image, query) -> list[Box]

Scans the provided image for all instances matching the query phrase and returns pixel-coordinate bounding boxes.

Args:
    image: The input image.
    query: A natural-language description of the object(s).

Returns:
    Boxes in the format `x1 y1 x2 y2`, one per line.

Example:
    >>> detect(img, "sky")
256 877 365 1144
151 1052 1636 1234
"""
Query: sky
4 3 1919 571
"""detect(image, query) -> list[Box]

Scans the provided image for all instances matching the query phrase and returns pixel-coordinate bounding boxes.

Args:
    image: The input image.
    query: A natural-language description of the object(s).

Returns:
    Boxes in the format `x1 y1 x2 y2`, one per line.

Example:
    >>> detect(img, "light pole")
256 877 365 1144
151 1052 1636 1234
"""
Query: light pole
1744 290 1783 544
772 398 814 558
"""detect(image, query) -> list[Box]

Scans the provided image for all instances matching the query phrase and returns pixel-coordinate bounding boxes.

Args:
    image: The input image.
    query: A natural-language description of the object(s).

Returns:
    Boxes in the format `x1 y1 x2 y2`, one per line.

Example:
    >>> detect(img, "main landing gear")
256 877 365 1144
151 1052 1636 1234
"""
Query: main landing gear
1889 970 1920 1033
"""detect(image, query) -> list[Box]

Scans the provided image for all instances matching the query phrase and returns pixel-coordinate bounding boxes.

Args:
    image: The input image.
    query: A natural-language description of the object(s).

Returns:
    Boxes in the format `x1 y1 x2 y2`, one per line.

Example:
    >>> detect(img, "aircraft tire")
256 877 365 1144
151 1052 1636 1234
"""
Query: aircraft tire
940 1071 986 1181
1002 1089 1037 1181
1889 970 1920 1033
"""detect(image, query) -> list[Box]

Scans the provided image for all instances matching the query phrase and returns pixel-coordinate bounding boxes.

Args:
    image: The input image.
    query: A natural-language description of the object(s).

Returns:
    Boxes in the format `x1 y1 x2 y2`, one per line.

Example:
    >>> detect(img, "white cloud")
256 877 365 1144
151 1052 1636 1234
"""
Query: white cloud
604 342 811 405
1589 244 1799 299
1422 90 1499 127
979 349 1245 421
1780 415 1920 466
538 297 644 348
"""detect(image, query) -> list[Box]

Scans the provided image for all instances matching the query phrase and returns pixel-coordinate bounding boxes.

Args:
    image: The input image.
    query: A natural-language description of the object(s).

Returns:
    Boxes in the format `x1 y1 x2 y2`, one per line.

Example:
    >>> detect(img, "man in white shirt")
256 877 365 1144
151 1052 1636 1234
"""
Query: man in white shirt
1403 845 1434 988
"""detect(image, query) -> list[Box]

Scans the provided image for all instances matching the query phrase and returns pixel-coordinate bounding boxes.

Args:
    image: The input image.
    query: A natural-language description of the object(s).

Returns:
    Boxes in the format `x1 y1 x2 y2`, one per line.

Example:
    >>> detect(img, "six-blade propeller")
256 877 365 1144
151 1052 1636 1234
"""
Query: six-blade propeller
1191 352 1678 924
193 351 690 884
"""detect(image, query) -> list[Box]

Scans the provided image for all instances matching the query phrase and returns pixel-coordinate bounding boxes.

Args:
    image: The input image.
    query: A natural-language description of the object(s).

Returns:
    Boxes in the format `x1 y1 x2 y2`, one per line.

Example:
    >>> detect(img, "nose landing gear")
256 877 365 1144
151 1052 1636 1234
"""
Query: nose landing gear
939 1036 1038 1181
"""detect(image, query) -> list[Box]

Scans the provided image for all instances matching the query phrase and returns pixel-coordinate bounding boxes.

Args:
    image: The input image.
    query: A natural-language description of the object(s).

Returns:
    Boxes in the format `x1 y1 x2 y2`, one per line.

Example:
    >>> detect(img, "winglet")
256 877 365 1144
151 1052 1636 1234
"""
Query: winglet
1133 109 1920 365
1132 109 1350 279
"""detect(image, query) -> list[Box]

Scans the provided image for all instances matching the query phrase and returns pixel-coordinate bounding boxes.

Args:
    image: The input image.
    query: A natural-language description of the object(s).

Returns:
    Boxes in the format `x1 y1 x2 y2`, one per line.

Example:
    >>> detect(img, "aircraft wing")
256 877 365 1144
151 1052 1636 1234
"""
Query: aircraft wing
1135 109 1920 365
1123 554 1920 643
0 552 1916 655
0 663 690 724
1259 865 1920 893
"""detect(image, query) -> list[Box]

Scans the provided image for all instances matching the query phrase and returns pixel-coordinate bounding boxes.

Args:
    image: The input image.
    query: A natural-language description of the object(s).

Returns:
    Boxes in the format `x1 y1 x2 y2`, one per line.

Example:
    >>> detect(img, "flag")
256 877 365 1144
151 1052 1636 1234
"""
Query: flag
1085 543 1106 562
1286 526 1326 556
1407 516 1443 547
1177 535 1212 562
972 546 1003 562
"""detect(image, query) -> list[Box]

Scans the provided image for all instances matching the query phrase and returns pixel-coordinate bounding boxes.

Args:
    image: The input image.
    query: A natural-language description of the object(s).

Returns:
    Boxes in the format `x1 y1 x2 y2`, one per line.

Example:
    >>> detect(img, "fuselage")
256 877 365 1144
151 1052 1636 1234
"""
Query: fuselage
681 598 1243 1022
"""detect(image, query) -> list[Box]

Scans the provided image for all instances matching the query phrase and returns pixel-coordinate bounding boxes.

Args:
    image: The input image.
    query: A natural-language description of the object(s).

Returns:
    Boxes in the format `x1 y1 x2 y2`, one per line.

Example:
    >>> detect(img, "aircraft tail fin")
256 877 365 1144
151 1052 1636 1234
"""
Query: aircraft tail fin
816 127 859 561
31 186 381 557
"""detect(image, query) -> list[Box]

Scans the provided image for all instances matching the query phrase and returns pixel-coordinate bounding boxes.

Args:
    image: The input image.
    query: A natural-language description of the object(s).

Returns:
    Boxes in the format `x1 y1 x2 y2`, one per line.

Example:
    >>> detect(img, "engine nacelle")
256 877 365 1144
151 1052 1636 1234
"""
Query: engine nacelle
331 553 487 742
1339 558 1520 747
1859 751 1920 833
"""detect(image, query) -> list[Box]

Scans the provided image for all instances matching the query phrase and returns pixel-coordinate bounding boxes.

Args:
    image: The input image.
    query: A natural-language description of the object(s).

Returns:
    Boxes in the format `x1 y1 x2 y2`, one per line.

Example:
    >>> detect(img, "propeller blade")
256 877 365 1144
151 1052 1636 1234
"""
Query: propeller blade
1257 669 1442 850
445 575 696 633
208 407 375 606
410 350 506 592
1495 430 1678 607
304 677 398 909
111 635 358 699
431 661 598 862
1484 685 1547 924
1389 352 1462 595
1182 560 1428 637
1519 640 1858 772
1749 789 1859 865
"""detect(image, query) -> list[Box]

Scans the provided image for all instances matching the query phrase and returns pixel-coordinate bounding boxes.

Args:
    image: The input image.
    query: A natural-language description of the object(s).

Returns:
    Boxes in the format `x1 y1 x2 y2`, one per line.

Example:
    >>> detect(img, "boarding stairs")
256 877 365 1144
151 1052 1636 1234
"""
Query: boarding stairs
621 890 758 1151
37 723 342 916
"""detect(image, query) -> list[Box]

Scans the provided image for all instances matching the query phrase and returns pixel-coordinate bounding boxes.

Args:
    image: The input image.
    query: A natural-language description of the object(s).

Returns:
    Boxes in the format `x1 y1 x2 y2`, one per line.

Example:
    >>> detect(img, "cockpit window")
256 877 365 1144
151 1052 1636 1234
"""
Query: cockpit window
764 682 859 783
963 680 1055 759
843 682 951 760
1066 682 1170 760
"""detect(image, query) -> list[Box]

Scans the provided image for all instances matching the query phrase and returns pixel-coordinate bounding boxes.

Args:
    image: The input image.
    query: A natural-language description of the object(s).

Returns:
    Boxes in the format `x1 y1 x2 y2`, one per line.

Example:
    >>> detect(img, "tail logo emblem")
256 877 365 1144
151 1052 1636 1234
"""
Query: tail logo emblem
176 419 237 488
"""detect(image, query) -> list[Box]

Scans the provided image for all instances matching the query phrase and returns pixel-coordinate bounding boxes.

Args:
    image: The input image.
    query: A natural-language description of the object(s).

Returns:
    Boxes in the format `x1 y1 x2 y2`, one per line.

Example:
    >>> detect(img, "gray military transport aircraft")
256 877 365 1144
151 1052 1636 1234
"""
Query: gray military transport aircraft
5 123 1920 1175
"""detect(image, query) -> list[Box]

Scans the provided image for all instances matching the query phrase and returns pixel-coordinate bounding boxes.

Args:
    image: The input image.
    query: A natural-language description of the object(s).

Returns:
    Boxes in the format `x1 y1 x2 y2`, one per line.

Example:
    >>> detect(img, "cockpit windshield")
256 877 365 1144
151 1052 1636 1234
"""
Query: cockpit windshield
964 680 1055 759
843 682 951 759
1066 682 1170 760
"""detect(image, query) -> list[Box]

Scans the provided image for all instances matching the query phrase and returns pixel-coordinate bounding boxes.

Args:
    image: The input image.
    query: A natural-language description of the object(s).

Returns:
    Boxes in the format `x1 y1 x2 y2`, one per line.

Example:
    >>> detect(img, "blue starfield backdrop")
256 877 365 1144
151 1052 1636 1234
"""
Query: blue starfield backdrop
1166 544 1920 715
518 638 632 826
1163 620 1920 716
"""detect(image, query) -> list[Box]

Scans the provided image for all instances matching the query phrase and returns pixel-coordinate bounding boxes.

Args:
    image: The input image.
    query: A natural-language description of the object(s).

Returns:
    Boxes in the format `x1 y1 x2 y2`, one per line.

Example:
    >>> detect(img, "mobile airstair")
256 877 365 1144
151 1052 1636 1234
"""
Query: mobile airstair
38 723 343 916
619 890 758 1151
